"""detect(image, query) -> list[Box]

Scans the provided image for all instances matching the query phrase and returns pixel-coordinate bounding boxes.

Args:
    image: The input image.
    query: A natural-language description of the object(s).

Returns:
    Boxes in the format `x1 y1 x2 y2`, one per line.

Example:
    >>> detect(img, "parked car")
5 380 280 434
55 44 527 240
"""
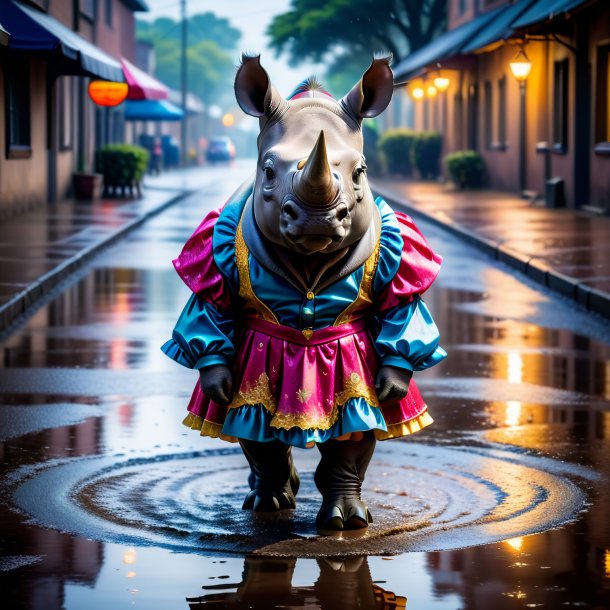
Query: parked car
206 136 236 162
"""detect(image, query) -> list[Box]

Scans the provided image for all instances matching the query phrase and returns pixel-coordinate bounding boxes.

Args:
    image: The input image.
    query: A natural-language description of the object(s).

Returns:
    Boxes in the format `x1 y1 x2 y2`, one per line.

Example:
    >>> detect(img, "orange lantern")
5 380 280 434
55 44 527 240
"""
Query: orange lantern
88 81 129 107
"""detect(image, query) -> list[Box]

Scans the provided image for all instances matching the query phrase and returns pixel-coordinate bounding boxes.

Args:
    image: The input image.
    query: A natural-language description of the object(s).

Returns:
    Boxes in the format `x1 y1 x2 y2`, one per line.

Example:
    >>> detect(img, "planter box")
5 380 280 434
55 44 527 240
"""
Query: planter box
72 173 103 201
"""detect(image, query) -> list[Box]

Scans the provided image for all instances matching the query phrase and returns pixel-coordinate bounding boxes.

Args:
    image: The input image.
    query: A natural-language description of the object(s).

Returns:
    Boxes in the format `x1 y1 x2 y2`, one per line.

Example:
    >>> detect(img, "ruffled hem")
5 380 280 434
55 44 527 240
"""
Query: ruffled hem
222 397 387 449
374 410 433 440
182 398 433 448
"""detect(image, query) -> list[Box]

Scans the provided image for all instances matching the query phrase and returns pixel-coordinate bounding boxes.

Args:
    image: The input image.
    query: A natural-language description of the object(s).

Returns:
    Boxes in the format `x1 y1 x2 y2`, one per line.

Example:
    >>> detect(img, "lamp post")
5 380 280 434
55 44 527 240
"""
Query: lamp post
509 46 532 193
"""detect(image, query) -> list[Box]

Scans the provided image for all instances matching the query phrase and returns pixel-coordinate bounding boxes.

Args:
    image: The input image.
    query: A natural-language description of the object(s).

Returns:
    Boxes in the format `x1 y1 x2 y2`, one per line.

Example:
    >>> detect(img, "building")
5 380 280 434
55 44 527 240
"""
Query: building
0 0 148 216
393 0 610 214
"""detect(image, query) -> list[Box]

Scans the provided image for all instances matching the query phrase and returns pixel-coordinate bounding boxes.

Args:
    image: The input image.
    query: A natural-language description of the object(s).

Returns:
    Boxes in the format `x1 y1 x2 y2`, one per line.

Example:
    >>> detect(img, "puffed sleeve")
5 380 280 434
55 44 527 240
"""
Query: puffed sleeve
373 295 447 371
161 292 235 369
161 204 239 369
372 198 446 371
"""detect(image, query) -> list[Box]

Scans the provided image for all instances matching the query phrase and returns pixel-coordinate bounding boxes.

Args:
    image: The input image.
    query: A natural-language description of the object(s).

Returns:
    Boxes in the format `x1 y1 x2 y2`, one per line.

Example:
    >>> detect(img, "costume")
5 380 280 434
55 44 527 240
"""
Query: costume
162 181 446 449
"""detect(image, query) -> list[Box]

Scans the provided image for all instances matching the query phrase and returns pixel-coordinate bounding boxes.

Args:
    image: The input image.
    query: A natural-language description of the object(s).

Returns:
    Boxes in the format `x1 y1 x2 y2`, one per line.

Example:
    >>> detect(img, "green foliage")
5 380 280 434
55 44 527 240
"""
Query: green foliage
411 132 442 178
362 121 382 175
136 14 240 105
443 150 487 189
378 129 417 175
268 0 447 66
96 145 149 189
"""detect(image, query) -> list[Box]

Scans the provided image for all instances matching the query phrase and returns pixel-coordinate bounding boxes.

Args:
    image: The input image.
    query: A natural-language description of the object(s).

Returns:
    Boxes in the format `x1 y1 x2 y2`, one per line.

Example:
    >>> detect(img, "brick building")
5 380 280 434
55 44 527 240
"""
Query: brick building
393 0 610 213
0 0 147 216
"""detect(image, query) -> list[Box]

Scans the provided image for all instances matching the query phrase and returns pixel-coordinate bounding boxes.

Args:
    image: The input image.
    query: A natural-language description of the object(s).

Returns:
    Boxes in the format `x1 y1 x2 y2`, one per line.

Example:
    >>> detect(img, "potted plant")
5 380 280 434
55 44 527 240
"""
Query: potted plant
72 146 103 201
95 144 149 198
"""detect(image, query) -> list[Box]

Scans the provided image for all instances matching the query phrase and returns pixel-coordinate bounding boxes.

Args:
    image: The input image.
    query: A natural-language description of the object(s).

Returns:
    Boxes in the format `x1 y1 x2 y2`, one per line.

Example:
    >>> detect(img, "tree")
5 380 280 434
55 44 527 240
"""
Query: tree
268 0 447 67
136 14 240 107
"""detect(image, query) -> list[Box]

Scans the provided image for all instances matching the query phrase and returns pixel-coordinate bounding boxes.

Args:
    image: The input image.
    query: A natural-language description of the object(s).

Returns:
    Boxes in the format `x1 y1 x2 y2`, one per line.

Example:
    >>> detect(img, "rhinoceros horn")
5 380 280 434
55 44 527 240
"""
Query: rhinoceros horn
293 131 338 207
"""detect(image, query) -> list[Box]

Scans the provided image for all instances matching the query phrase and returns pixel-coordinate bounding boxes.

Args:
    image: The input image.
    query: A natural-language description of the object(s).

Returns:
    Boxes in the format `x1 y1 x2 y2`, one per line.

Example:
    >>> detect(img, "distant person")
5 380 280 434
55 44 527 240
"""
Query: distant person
152 137 163 175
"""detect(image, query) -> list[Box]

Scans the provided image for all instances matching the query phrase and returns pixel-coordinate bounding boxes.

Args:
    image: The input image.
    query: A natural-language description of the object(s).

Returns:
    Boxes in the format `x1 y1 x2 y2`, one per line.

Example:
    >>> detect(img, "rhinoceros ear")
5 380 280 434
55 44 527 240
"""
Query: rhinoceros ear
341 54 394 121
235 53 284 118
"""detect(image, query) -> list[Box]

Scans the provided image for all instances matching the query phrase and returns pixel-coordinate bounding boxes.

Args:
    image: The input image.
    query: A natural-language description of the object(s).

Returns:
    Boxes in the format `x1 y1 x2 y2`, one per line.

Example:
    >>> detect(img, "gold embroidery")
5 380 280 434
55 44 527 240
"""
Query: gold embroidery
374 410 434 440
334 371 379 408
270 408 340 431
228 372 277 413
296 388 312 403
302 328 314 340
334 238 381 325
270 372 380 431
235 220 279 324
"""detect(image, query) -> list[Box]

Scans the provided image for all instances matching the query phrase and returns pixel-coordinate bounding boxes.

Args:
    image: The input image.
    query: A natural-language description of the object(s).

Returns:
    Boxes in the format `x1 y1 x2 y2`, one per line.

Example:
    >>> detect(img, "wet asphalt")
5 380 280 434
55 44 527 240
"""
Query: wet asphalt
0 162 609 609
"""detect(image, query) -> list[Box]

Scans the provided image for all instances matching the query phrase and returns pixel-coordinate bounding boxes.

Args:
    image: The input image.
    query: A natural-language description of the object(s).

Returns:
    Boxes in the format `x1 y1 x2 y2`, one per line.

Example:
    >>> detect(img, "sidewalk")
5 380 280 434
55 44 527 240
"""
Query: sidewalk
371 178 610 320
0 170 202 336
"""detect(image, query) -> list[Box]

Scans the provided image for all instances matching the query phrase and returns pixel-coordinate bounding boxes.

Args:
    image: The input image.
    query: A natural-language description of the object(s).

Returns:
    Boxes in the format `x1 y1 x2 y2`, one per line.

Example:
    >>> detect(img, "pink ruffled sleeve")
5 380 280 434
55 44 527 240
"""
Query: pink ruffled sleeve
378 211 442 311
172 208 232 309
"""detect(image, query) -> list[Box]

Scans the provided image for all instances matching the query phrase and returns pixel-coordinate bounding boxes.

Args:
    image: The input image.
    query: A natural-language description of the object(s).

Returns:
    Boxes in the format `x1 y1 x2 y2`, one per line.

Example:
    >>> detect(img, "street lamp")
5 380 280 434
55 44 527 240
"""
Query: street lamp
509 45 532 193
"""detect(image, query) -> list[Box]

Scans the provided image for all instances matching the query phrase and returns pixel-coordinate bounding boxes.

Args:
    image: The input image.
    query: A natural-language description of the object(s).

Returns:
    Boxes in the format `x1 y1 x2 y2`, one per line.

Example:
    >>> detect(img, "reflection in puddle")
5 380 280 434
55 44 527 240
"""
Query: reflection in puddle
187 556 407 609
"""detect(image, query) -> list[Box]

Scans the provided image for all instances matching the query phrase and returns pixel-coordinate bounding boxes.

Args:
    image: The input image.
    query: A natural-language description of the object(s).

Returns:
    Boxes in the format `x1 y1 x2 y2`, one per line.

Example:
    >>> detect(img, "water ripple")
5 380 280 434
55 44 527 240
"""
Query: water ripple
9 442 595 557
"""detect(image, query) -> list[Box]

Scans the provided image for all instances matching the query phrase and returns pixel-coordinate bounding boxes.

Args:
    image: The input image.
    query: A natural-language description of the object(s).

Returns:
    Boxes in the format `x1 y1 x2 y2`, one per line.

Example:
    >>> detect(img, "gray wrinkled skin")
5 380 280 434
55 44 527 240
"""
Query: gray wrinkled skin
235 54 394 257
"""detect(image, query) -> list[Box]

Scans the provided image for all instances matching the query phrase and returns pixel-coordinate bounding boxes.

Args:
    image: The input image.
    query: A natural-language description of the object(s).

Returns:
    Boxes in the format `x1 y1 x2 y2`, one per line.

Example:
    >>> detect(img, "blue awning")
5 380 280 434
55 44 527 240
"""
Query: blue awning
393 5 506 83
0 22 10 46
512 0 590 29
3 0 124 81
461 0 539 54
123 99 184 121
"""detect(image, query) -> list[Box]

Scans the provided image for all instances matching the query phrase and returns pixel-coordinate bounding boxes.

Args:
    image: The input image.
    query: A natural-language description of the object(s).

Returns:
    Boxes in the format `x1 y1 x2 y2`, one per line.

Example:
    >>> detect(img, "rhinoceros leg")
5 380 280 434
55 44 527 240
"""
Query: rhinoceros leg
239 439 300 512
314 432 375 531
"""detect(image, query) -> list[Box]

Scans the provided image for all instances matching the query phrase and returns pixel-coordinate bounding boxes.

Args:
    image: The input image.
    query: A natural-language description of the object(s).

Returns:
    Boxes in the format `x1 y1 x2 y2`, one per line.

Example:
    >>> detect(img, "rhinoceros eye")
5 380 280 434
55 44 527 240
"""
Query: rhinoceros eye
264 167 276 181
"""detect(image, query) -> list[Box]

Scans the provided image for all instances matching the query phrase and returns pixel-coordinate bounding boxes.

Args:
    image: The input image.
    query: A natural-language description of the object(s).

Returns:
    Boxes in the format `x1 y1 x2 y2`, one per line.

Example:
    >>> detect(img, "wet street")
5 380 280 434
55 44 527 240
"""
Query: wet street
1 162 609 609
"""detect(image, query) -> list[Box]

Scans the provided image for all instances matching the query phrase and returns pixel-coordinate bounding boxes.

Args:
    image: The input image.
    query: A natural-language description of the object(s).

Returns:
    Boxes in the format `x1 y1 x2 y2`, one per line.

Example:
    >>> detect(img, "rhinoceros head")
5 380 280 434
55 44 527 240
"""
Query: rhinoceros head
235 54 393 256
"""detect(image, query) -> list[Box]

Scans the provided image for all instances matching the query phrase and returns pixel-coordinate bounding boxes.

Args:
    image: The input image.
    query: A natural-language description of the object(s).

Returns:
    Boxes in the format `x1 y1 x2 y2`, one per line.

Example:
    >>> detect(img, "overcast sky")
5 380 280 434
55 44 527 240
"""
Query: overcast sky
139 0 325 97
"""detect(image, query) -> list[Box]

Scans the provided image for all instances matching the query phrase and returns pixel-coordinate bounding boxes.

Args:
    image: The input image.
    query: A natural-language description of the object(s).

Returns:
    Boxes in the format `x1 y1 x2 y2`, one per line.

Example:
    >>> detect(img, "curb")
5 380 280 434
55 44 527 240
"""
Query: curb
0 188 195 338
373 183 610 321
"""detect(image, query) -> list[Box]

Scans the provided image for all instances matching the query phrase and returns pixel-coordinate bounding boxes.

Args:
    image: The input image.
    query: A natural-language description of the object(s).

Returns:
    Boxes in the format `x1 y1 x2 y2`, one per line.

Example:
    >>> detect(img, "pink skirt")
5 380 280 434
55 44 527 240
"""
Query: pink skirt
182 316 433 443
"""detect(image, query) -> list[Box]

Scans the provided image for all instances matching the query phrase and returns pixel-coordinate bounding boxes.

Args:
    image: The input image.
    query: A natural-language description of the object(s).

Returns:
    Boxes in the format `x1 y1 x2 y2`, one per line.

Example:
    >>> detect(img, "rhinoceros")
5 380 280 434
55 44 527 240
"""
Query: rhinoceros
163 54 446 531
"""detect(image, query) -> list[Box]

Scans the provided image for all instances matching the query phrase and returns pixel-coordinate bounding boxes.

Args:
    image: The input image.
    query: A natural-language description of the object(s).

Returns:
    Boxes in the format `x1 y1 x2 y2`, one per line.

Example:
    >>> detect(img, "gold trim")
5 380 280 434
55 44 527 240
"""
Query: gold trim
227 372 277 413
270 372 380 431
334 238 380 325
374 410 434 440
334 372 379 408
181 413 238 443
235 220 279 324
302 328 314 340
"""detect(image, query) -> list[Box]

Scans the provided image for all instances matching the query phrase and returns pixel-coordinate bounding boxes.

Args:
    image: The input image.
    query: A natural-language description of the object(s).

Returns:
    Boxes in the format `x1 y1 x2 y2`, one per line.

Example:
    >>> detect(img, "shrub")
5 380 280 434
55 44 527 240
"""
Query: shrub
362 121 382 175
443 150 486 189
378 128 417 175
95 144 149 197
411 132 442 179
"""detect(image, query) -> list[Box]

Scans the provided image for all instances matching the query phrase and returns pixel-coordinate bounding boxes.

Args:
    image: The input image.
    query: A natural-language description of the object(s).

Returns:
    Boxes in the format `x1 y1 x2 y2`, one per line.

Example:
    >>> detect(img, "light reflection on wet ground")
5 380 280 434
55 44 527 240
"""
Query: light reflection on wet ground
0 165 609 609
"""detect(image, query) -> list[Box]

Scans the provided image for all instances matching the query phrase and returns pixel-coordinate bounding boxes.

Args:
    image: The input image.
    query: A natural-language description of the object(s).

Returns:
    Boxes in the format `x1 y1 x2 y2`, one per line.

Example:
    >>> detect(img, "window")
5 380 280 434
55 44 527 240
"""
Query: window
484 80 493 149
80 0 96 21
105 0 112 27
497 75 507 149
553 59 569 151
595 44 610 145
4 55 31 159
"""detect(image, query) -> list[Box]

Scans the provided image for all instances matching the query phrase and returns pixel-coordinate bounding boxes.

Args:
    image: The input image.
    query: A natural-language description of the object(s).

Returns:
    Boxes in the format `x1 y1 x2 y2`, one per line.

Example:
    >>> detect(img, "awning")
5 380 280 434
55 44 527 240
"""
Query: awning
121 57 169 100
461 0 539 54
0 22 10 46
512 0 590 30
123 99 184 121
3 0 124 81
393 5 506 83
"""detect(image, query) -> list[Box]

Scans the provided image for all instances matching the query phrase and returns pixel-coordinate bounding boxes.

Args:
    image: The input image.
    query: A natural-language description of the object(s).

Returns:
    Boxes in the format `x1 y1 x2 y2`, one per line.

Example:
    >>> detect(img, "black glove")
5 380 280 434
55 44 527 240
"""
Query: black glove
199 364 233 405
375 365 413 403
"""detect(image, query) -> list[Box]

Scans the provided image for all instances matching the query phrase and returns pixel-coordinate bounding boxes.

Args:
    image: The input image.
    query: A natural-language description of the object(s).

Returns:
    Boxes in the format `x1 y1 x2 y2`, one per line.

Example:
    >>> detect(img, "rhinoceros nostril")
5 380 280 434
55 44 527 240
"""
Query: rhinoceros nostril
336 205 349 221
282 202 299 221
